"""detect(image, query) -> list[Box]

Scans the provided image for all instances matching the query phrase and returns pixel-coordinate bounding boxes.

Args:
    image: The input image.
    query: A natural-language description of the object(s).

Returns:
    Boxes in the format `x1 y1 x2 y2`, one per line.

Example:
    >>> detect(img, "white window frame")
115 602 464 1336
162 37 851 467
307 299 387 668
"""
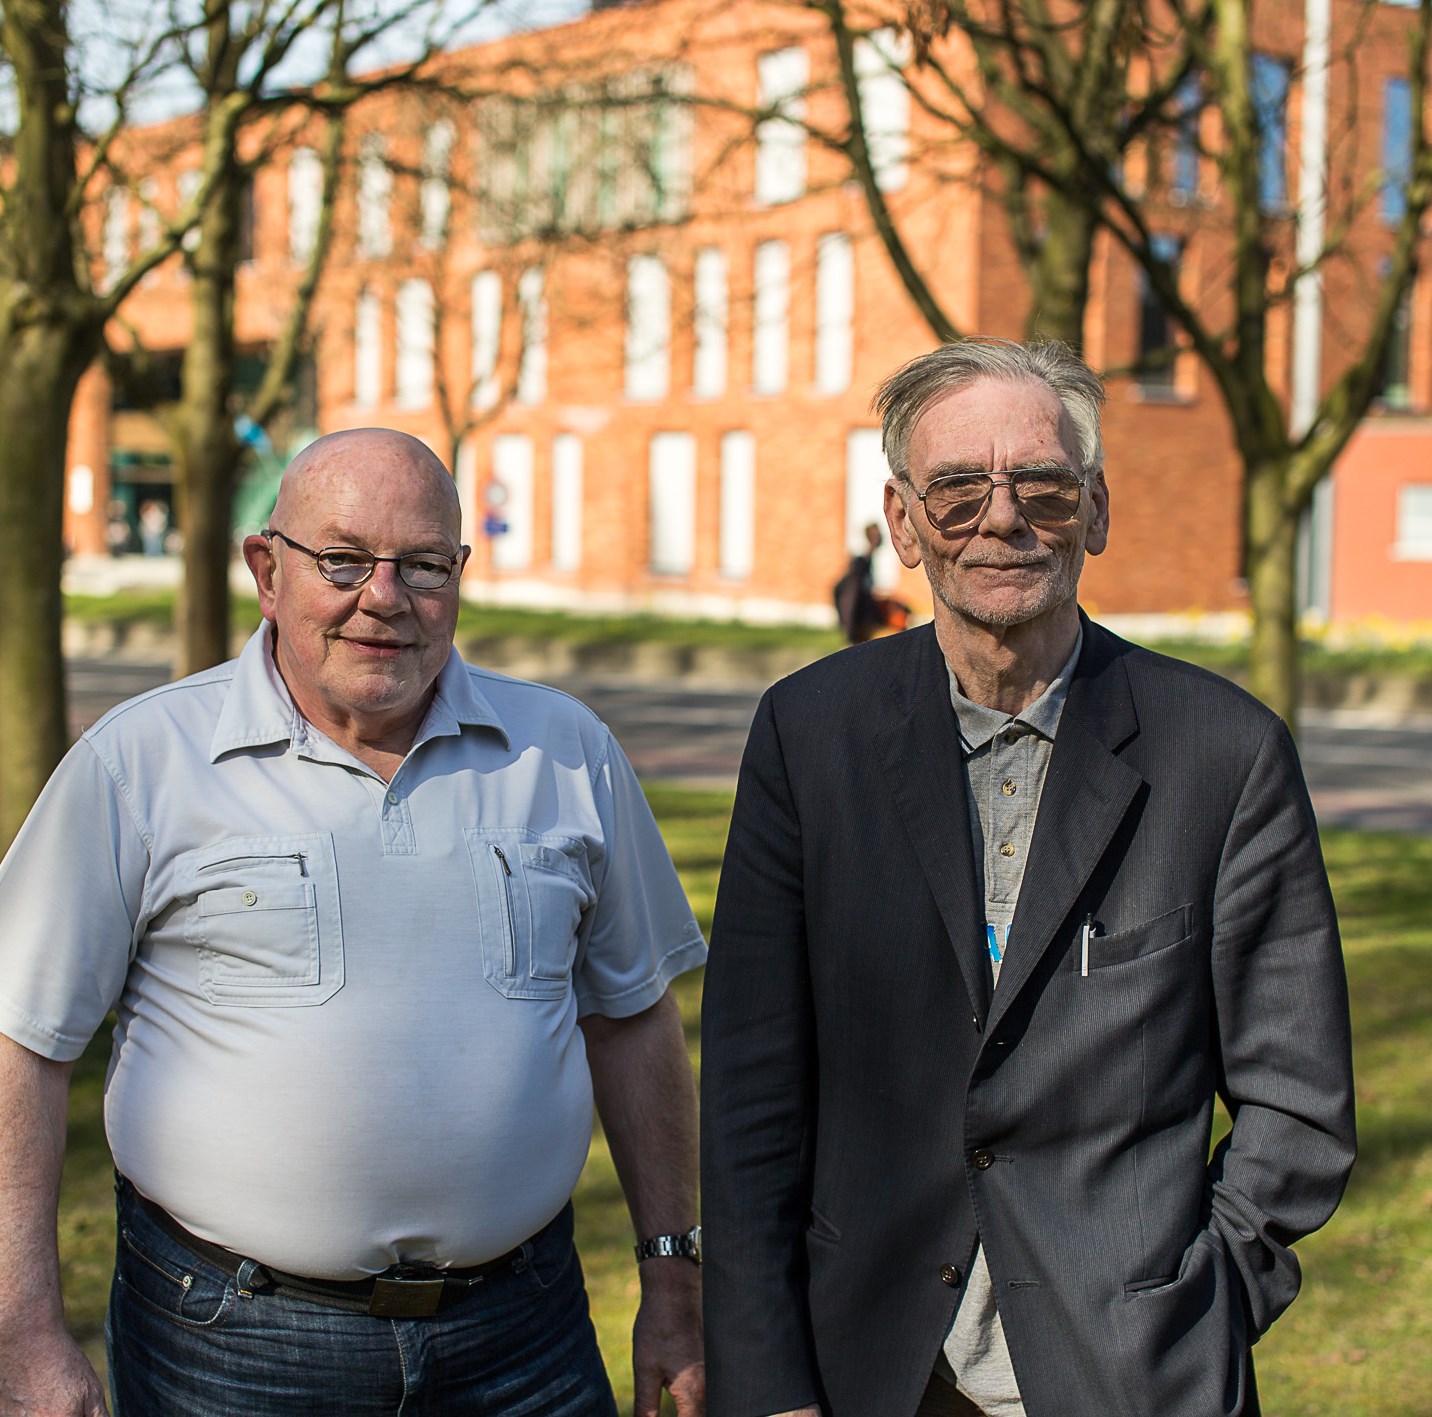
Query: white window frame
551 434 584 572
471 270 502 412
357 134 392 260
625 254 672 401
1393 483 1432 560
753 240 791 395
420 119 455 249
649 432 697 575
755 47 808 205
517 266 548 405
845 428 900 588
693 247 729 398
491 434 535 571
395 279 435 410
354 288 383 407
289 146 322 263
855 28 912 193
815 232 854 395
719 431 756 580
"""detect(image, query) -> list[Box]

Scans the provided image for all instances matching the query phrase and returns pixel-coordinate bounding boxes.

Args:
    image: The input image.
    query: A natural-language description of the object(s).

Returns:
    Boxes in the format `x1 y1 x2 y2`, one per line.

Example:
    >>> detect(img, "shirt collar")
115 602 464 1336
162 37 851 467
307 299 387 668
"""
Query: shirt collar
947 624 1084 756
210 624 509 762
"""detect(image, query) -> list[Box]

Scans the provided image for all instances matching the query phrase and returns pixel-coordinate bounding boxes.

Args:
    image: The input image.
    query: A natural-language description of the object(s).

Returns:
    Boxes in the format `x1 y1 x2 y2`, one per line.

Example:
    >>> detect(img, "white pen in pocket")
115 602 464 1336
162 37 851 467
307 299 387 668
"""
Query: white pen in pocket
1080 913 1098 977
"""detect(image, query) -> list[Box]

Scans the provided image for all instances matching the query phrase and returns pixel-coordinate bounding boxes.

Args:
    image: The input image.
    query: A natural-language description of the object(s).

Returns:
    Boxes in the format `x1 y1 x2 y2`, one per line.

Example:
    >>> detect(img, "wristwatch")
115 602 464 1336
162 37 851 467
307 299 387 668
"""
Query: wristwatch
634 1224 702 1266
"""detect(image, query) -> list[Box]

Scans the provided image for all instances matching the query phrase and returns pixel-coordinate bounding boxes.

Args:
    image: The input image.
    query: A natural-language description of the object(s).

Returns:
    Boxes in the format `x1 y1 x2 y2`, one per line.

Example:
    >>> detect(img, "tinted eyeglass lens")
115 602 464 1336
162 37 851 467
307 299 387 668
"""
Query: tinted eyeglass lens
923 471 1082 530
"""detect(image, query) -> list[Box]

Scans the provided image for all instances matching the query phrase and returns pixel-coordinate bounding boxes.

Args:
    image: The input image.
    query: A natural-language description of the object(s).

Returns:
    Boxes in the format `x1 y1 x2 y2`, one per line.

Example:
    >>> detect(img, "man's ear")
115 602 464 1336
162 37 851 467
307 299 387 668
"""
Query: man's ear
241 534 280 622
1084 469 1110 558
884 479 924 570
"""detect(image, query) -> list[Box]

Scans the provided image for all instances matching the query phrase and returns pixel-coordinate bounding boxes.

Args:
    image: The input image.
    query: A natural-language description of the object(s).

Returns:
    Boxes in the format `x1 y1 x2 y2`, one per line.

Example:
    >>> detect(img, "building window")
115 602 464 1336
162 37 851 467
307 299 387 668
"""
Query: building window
855 28 911 193
755 46 808 205
102 187 130 292
289 147 322 263
1251 54 1290 213
625 254 671 401
1382 77 1413 225
491 434 534 571
815 232 854 395
649 431 697 575
1137 235 1183 391
357 134 392 259
845 428 898 588
753 240 790 395
354 288 382 407
693 247 729 398
1394 483 1432 558
395 279 435 409
420 119 455 249
471 270 502 412
477 67 692 242
1171 73 1202 202
719 431 756 579
551 433 583 572
1376 281 1413 411
177 169 202 255
517 266 547 405
237 175 256 264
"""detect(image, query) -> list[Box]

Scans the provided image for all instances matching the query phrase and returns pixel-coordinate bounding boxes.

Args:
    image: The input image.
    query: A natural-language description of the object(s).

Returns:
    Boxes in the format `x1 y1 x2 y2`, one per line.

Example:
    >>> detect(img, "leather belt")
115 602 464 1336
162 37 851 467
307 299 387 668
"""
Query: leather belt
123 1181 542 1318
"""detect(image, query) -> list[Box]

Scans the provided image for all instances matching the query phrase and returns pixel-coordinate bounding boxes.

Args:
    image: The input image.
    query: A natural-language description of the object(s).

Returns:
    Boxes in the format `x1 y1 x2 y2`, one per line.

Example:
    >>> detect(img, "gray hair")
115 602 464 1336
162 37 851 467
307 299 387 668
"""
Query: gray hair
874 337 1106 481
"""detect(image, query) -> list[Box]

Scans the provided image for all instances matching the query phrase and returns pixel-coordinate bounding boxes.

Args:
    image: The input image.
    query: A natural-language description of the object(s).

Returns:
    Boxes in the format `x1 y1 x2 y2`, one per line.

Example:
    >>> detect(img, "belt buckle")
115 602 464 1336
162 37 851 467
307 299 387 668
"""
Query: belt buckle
368 1268 446 1318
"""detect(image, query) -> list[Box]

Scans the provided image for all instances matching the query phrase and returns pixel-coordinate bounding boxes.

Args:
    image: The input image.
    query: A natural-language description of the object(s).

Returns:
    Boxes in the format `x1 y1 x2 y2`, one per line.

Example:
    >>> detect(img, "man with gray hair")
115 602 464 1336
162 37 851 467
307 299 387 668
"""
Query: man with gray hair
0 429 706 1416
701 338 1354 1416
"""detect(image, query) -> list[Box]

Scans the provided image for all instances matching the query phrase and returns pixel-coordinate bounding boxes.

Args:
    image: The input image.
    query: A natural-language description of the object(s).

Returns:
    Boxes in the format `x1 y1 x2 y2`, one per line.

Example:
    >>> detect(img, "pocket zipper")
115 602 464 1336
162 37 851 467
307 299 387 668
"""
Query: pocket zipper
491 845 516 975
197 852 306 876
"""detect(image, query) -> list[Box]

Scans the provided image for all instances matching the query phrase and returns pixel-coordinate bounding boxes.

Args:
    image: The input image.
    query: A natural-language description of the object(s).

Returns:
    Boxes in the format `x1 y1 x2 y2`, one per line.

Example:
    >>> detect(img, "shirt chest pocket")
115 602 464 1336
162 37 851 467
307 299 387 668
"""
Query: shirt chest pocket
465 829 595 1000
180 834 344 1007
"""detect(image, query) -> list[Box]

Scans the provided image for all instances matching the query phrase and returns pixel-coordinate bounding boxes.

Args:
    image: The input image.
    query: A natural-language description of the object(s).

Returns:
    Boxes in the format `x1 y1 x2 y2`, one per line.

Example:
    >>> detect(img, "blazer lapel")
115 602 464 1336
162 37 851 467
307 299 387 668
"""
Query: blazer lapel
877 628 993 1024
986 625 1144 1033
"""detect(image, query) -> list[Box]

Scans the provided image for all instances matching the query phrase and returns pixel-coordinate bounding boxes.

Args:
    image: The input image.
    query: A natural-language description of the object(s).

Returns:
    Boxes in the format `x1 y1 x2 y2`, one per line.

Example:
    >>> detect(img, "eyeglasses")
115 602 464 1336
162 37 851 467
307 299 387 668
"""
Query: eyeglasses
913 466 1087 533
262 529 460 589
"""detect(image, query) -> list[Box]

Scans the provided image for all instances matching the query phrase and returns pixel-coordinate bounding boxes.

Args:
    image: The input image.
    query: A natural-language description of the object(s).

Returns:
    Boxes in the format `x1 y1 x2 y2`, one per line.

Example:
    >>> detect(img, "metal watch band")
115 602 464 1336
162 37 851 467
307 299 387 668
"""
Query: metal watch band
634 1225 702 1265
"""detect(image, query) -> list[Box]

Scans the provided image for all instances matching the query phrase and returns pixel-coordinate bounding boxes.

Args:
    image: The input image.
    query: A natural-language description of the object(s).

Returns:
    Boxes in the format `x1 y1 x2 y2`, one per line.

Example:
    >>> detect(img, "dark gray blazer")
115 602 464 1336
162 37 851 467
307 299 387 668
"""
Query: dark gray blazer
700 617 1355 1417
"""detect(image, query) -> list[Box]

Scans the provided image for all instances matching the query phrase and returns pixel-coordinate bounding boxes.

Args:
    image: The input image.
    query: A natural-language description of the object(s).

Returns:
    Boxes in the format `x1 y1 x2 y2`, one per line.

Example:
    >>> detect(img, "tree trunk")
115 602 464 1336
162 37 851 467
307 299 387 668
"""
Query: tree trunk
175 173 242 677
1025 189 1095 349
0 320 96 853
1244 462 1301 731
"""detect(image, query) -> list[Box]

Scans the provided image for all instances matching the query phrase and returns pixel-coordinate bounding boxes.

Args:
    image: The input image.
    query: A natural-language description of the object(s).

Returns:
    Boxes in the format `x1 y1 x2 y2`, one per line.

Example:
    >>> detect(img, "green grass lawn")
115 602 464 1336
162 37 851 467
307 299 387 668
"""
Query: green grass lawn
58 796 1430 1413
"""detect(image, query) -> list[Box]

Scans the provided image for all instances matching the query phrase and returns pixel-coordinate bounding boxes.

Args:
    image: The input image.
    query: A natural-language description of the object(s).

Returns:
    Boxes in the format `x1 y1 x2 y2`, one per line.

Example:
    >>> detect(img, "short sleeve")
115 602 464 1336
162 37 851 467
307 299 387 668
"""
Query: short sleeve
571 732 706 1017
0 739 149 1060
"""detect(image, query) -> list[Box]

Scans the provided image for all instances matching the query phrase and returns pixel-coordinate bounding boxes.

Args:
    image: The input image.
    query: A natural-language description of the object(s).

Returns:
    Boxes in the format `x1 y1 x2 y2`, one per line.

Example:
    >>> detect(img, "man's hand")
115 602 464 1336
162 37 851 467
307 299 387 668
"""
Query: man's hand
0 1324 109 1416
631 1259 704 1416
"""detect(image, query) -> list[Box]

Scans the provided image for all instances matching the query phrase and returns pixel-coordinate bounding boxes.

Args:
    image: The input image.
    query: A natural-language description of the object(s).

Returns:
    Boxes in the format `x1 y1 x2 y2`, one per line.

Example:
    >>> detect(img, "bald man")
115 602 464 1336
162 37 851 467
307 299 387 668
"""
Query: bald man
0 431 706 1417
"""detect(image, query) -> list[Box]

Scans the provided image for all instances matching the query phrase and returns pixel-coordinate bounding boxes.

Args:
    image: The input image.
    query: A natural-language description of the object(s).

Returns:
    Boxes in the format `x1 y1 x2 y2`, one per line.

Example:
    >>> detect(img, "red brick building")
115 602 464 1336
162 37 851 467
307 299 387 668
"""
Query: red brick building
63 0 1432 629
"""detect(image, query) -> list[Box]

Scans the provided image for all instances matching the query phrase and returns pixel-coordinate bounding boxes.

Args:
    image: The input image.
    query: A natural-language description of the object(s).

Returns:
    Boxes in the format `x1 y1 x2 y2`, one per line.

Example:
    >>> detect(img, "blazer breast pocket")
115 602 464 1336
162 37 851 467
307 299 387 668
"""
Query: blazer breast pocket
181 833 344 1007
1070 903 1193 972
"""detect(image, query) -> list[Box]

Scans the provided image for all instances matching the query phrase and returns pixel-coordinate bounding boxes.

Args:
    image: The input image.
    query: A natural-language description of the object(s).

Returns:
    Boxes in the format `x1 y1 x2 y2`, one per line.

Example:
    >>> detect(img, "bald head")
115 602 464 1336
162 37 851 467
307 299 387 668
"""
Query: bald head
272 429 461 538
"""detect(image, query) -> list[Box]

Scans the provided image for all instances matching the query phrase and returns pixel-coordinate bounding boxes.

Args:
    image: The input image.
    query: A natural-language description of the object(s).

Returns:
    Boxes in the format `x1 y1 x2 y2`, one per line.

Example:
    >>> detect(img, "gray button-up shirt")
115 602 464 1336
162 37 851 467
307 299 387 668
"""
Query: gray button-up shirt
939 628 1082 1414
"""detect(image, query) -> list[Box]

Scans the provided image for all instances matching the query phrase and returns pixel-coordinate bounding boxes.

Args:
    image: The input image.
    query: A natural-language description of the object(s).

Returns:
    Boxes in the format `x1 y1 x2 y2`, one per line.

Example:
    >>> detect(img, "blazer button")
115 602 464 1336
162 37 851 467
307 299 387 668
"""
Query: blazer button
940 1264 962 1287
972 1148 995 1170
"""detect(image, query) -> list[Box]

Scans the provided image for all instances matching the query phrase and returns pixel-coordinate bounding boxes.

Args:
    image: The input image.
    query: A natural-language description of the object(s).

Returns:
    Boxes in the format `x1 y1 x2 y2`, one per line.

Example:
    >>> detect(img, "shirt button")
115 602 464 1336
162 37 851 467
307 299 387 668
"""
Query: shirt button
1002 779 1017 796
386 790 399 805
940 1264 962 1287
241 890 258 907
999 842 1016 858
1003 730 1019 745
972 1148 994 1170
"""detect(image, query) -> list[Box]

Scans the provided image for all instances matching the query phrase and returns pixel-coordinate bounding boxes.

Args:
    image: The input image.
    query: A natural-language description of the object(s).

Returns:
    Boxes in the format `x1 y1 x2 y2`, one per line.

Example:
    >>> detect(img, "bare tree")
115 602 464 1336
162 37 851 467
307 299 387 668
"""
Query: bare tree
0 0 204 851
808 0 1432 726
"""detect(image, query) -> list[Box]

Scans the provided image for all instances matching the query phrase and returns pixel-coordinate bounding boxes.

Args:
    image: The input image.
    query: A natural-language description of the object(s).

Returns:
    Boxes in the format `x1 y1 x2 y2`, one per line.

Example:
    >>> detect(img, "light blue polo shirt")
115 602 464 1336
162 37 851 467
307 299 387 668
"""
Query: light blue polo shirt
0 626 705 1279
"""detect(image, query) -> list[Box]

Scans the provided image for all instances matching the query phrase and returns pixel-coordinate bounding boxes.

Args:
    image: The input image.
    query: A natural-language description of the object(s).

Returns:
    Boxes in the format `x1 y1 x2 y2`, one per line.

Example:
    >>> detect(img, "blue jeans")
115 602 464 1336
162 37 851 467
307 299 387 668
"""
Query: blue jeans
106 1184 619 1416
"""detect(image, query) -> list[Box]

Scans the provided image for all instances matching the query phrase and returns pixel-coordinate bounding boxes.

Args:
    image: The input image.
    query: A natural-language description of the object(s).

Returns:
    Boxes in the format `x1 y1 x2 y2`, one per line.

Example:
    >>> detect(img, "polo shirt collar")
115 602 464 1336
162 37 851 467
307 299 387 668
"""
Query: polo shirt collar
948 624 1083 756
210 624 509 762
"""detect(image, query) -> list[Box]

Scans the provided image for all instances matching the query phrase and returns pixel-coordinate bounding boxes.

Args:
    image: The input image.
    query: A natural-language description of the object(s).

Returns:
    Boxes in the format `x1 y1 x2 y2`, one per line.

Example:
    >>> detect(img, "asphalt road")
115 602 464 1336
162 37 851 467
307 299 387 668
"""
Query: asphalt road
65 658 1432 834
